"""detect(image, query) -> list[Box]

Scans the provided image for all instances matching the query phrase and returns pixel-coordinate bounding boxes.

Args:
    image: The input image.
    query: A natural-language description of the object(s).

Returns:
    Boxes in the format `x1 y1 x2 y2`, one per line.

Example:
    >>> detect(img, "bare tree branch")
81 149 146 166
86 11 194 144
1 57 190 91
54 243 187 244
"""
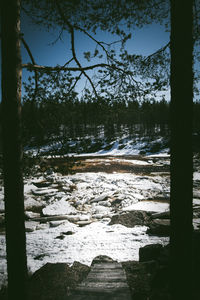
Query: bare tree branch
55 1 99 98
21 35 38 101
73 24 122 64
62 58 74 68
144 41 170 61
22 62 112 72
68 71 83 94
48 26 65 46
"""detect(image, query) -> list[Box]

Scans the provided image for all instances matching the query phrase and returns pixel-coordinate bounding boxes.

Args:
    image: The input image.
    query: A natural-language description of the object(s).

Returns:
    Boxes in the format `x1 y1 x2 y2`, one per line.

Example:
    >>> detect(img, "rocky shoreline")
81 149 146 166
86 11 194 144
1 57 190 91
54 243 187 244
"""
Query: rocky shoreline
0 155 200 299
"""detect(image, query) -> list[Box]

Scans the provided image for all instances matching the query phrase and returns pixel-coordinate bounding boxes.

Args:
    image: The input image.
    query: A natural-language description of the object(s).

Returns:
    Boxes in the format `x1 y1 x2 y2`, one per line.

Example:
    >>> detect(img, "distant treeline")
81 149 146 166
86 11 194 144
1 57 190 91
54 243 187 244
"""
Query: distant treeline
0 98 200 148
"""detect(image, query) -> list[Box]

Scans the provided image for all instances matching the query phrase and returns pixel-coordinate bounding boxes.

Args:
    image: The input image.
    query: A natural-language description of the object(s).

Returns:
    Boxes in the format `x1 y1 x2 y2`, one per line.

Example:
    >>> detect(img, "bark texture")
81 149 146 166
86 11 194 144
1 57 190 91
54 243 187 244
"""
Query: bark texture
170 0 194 298
1 0 28 299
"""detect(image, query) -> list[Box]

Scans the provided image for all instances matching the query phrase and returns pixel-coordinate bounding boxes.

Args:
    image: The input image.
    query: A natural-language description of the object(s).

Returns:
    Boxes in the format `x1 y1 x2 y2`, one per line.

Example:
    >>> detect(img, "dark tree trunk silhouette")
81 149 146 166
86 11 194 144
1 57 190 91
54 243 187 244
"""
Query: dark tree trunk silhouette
1 0 28 299
170 0 193 298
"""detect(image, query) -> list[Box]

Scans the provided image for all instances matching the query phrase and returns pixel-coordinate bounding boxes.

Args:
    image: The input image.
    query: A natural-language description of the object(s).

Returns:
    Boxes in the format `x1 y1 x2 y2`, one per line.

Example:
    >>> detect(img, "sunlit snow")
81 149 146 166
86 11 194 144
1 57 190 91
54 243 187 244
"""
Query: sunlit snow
0 152 200 289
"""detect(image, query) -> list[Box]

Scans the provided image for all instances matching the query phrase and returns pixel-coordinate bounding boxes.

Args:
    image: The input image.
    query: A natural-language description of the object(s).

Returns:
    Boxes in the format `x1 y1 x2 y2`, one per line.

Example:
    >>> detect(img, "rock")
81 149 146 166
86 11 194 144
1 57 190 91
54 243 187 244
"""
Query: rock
28 262 90 300
193 198 200 206
31 215 80 223
50 220 66 227
151 211 170 219
122 260 157 299
193 207 200 218
78 215 91 221
193 191 200 199
25 211 41 220
92 205 111 215
25 221 39 232
61 231 75 235
62 186 71 192
42 198 77 216
76 220 93 227
193 218 200 230
111 198 123 206
34 253 47 260
32 181 52 188
65 215 80 223
109 211 150 227
147 219 170 236
31 188 58 196
98 200 111 207
55 234 65 240
24 197 45 212
139 244 163 262
45 168 54 175
92 213 105 219
0 200 5 213
90 194 109 203
36 223 49 230
0 214 5 225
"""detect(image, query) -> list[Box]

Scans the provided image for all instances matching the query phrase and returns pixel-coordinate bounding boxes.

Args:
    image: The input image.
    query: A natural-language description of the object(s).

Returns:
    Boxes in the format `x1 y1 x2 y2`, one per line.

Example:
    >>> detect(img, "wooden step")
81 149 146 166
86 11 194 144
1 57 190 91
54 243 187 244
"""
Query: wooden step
68 256 132 300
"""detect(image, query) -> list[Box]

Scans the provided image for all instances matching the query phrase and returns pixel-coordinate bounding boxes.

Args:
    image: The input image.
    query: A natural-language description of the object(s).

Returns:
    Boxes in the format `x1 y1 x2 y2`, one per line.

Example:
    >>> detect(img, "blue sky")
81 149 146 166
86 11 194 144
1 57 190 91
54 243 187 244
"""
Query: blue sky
21 15 169 64
0 13 170 100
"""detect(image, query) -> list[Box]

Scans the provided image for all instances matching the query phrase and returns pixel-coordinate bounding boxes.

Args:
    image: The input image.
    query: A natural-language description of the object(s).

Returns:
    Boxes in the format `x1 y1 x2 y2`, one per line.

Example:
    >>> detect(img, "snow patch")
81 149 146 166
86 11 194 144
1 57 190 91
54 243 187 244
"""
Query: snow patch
42 198 77 216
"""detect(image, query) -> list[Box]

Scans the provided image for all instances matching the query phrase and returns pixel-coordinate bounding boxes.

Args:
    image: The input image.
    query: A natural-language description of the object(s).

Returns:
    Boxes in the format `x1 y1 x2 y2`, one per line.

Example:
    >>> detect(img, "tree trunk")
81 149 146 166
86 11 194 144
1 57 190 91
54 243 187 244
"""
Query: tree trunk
170 0 193 298
1 0 28 299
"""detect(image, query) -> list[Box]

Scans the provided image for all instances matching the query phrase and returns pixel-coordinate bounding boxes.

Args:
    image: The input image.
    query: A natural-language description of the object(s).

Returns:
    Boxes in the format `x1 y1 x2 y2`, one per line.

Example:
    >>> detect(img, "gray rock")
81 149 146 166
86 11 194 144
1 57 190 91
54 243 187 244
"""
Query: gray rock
25 221 39 232
92 213 105 219
31 188 58 196
24 197 45 211
151 211 170 219
50 221 66 227
25 211 41 219
0 214 5 225
194 191 200 199
32 181 52 188
139 244 163 262
109 211 151 227
76 220 92 227
90 194 109 203
147 219 170 236
98 200 111 207
28 262 90 300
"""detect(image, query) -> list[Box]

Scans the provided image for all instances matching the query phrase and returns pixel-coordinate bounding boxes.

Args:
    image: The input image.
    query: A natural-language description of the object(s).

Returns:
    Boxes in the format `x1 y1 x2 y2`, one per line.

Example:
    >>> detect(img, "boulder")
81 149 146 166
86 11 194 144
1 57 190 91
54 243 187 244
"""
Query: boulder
109 210 150 227
25 221 39 232
28 262 90 300
151 211 170 219
24 197 45 212
139 244 163 262
147 219 170 236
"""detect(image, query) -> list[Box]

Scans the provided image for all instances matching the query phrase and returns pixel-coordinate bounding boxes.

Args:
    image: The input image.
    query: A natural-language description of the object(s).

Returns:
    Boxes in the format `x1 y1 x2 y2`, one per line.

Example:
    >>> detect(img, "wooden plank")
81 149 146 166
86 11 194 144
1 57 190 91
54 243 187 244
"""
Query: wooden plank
68 256 132 300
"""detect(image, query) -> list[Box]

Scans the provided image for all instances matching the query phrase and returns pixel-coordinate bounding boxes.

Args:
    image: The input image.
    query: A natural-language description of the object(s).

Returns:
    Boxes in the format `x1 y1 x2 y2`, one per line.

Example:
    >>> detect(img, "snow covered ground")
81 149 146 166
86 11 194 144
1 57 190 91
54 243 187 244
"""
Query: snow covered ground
0 153 200 289
26 134 169 157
